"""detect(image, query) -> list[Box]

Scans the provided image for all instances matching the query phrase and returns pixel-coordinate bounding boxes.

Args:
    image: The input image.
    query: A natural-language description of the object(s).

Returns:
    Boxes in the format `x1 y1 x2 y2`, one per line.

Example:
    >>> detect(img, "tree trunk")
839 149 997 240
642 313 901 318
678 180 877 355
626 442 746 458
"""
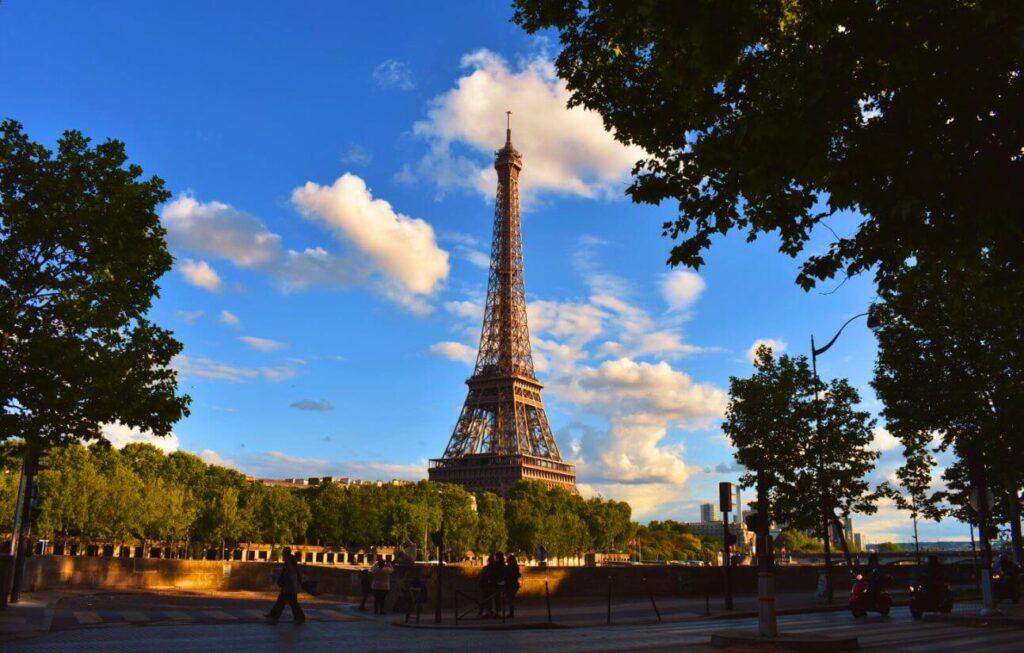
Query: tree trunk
831 514 854 571
911 511 921 563
8 439 41 604
1007 487 1023 565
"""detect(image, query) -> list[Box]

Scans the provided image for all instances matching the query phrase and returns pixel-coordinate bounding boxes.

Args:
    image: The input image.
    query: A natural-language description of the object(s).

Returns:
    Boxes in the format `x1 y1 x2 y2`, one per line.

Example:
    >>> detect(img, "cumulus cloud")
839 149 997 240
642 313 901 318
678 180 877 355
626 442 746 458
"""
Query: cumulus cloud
429 341 477 364
219 310 242 327
162 186 449 314
444 300 484 322
292 173 450 313
162 195 368 294
870 427 901 452
239 336 288 352
198 449 236 468
179 258 223 292
746 338 787 363
290 399 335 412
413 49 644 202
372 59 415 90
660 270 707 312
100 422 179 453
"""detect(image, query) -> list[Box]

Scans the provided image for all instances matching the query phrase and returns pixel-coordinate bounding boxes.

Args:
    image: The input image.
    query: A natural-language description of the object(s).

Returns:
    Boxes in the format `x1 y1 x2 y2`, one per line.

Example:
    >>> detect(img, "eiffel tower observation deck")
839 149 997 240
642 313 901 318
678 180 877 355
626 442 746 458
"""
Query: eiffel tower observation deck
429 116 577 496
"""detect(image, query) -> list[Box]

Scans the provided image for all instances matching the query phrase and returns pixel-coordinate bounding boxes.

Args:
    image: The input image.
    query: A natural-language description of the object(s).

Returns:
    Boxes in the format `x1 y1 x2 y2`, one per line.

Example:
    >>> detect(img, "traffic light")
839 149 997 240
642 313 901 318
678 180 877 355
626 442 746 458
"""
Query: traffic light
744 514 758 532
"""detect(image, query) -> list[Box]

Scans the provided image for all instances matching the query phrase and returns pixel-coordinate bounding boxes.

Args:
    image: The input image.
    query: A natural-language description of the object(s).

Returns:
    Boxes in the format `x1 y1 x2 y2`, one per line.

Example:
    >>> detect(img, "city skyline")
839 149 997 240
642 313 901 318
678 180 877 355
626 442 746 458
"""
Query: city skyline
1 1 963 542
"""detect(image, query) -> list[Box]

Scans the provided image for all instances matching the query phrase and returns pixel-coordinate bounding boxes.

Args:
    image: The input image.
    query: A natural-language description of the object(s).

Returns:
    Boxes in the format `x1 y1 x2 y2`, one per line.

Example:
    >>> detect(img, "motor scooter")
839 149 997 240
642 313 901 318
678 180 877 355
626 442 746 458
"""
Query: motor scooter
849 574 892 618
908 583 953 620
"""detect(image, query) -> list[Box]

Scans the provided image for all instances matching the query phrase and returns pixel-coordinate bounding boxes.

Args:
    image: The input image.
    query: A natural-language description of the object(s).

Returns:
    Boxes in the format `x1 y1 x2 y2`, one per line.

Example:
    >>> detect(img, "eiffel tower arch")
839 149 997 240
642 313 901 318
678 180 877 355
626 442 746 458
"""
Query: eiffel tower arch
429 118 577 496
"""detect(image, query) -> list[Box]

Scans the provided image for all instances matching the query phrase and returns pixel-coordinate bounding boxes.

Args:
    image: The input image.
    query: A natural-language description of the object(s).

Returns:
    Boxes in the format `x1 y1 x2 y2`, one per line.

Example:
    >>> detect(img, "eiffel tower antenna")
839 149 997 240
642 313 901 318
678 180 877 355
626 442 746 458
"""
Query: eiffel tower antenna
428 117 577 496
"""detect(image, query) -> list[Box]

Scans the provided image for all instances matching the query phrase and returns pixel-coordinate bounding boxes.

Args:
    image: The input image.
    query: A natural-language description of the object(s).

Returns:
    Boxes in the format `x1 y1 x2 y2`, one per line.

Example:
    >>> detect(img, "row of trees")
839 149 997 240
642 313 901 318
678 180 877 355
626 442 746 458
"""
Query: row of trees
1 441 645 560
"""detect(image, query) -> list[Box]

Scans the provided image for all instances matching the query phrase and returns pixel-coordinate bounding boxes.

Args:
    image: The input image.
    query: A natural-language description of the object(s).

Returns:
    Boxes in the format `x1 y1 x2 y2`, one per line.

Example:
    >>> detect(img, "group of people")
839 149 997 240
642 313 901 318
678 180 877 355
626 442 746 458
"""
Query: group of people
478 551 522 618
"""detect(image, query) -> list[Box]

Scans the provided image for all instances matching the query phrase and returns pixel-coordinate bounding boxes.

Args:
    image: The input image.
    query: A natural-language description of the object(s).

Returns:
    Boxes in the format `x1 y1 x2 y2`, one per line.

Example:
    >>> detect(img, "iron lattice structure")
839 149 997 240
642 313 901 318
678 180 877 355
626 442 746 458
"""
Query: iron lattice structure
429 123 577 496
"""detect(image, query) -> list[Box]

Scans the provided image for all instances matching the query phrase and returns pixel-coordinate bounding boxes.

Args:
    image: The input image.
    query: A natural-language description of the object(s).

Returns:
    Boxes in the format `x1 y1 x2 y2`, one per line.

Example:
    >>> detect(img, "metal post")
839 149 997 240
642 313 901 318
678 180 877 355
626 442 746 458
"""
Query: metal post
723 514 733 610
544 579 552 624
811 339 833 603
8 442 39 604
756 467 777 637
434 521 444 624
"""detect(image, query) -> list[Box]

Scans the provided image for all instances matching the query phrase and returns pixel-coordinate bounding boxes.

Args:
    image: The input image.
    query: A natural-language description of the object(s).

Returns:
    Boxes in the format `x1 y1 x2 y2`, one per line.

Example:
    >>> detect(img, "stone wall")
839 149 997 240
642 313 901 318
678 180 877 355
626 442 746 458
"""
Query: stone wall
20 556 978 601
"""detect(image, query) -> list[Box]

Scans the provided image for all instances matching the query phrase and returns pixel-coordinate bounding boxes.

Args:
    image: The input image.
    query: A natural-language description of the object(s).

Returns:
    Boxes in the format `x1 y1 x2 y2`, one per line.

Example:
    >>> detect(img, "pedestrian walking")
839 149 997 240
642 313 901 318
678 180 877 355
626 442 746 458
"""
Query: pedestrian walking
370 558 394 615
478 554 496 617
358 568 372 611
490 551 507 616
265 547 306 623
505 553 522 618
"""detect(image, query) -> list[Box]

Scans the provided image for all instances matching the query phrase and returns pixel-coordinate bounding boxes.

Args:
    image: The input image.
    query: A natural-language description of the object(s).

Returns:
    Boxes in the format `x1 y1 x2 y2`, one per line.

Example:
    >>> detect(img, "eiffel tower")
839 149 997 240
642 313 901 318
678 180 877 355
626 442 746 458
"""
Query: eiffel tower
429 115 577 496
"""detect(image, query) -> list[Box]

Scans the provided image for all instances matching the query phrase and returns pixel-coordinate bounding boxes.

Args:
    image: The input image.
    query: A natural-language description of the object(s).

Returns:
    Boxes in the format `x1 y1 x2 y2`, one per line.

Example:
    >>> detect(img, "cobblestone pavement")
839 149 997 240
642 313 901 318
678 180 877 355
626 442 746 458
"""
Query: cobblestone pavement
3 602 1021 652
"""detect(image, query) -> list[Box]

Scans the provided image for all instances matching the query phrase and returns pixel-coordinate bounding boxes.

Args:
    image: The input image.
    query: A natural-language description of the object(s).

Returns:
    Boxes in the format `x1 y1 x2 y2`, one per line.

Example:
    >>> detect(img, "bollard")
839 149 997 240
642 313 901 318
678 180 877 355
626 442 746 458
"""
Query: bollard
544 579 552 624
606 576 612 625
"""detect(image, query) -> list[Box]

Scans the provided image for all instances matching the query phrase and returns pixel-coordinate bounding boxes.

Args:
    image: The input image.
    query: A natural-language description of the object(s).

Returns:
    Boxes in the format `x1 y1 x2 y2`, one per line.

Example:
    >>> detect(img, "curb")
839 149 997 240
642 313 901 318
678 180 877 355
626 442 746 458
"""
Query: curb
392 620 570 630
925 612 1024 627
711 629 859 652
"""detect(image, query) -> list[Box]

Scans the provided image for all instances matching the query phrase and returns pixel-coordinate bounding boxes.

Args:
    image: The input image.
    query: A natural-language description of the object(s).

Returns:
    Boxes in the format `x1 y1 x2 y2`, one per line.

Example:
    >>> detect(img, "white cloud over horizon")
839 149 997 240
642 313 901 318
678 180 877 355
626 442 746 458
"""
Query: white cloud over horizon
100 422 180 453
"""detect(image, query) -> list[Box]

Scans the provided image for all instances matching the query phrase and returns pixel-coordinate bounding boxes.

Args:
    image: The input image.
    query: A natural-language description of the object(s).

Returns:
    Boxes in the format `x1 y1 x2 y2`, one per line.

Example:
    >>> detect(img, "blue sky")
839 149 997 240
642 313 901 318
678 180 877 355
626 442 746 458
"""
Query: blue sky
2 1 965 542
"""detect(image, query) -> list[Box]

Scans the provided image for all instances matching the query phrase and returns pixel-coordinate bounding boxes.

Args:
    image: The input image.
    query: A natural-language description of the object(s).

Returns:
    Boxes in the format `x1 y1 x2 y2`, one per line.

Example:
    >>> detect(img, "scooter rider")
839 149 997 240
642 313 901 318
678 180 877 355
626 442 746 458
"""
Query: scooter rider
865 553 883 600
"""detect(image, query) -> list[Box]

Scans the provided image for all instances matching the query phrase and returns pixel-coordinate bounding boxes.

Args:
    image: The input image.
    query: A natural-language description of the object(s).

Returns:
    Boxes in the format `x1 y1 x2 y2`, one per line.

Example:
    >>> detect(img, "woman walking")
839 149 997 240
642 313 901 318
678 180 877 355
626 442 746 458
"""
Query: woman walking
370 558 394 615
265 547 306 623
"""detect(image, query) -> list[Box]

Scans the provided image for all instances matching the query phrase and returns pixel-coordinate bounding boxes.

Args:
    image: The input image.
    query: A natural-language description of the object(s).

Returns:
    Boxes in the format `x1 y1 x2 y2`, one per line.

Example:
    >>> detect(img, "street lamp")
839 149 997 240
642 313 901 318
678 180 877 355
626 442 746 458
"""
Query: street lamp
810 308 882 603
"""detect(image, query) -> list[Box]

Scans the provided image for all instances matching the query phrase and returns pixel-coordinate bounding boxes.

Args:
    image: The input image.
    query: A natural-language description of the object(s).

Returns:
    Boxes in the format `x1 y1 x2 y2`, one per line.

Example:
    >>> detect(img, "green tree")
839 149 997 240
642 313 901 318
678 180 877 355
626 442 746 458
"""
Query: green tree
475 492 508 555
1 120 190 586
724 347 879 575
877 431 944 561
512 2 1024 289
776 529 824 554
583 497 633 551
871 255 1023 557
876 542 903 553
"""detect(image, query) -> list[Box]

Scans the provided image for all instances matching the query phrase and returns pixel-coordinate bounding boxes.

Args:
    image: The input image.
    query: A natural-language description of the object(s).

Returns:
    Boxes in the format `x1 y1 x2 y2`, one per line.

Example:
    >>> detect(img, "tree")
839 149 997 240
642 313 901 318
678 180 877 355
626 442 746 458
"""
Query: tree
724 346 878 591
583 497 633 551
776 529 824 554
871 255 1024 560
877 431 944 561
1 120 190 595
513 2 1024 289
475 492 508 555
876 542 903 553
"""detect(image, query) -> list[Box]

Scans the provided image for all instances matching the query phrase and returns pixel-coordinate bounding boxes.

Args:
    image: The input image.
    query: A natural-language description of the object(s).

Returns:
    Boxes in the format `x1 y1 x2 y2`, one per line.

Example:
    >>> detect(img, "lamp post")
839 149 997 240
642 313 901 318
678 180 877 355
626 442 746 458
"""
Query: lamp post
810 310 882 603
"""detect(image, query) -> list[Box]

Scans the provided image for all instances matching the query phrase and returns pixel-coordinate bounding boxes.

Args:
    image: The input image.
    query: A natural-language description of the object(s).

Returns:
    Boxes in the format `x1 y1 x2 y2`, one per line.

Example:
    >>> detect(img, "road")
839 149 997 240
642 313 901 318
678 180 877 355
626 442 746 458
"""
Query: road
3 602 1020 652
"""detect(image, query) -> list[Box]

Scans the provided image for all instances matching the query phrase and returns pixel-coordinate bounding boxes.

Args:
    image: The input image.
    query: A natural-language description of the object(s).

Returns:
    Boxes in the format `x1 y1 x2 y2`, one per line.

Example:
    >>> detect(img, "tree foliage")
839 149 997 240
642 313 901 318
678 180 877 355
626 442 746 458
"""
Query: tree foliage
636 521 718 562
0 119 190 449
724 346 879 559
27 445 633 559
513 1 1024 289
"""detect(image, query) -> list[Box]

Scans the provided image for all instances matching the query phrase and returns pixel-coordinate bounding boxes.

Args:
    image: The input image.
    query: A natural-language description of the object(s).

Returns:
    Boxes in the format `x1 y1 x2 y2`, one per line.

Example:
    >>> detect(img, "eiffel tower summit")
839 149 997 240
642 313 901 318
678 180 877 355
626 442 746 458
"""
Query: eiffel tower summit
429 115 577 496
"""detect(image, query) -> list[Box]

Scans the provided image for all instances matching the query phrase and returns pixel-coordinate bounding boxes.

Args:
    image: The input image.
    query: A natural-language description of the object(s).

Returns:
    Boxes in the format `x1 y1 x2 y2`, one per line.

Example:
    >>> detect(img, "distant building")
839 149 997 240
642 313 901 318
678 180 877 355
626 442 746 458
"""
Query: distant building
734 487 742 525
854 533 864 550
252 476 413 489
683 521 756 551
700 503 718 523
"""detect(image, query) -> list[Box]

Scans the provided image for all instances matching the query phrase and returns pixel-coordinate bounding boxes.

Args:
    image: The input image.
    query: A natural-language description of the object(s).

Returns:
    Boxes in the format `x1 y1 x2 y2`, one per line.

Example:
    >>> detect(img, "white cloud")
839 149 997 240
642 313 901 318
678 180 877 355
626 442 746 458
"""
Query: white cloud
100 422 179 453
462 249 490 268
291 173 450 310
429 341 477 364
171 354 299 383
413 49 644 202
179 259 222 292
660 270 707 311
162 195 368 295
176 309 204 324
746 338 788 363
219 310 242 327
870 427 901 452
239 336 288 352
198 449 236 468
444 300 484 322
372 59 415 90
